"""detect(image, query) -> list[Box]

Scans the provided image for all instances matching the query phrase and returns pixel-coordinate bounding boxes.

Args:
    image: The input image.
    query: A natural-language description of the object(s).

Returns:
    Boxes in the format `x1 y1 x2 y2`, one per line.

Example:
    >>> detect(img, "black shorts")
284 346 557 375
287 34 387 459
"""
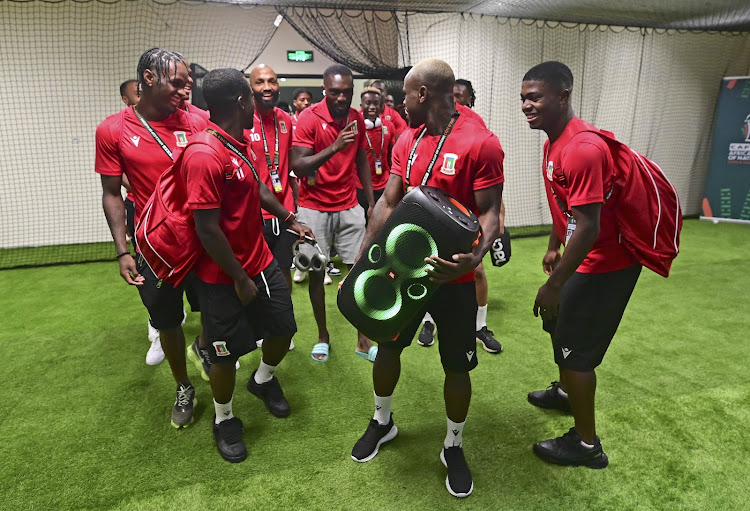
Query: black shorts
135 255 199 330
262 218 297 271
380 281 478 373
124 198 135 241
543 265 641 371
196 260 297 363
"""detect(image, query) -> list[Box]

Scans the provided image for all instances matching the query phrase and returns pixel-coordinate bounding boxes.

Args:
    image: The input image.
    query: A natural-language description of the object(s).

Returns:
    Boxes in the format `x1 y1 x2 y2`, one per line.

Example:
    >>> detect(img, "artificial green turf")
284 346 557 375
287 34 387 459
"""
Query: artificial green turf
1 219 749 511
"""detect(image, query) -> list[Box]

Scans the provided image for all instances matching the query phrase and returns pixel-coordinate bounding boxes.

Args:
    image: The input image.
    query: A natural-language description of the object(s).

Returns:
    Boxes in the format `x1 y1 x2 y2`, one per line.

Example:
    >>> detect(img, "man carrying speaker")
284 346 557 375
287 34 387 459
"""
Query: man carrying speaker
418 78 507 354
350 58 504 499
290 64 377 363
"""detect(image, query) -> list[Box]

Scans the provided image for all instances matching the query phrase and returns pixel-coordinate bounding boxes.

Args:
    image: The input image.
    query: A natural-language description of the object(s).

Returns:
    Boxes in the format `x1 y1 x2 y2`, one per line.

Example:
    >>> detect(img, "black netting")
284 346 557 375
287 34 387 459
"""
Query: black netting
0 0 278 269
278 7 410 78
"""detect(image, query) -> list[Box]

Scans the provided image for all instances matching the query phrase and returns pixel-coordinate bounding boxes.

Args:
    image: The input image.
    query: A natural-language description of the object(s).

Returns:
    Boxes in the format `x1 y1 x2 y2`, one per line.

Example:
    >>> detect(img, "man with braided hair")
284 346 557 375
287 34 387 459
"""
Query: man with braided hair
96 47 207 428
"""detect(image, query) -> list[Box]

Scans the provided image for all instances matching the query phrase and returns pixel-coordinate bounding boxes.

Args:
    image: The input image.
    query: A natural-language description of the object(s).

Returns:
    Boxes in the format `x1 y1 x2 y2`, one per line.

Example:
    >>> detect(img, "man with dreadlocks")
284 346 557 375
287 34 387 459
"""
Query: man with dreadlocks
96 47 207 428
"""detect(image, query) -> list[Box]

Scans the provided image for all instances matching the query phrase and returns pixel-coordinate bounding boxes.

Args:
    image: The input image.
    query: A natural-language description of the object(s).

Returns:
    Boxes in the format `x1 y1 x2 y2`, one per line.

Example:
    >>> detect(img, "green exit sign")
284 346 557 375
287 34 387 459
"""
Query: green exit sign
287 50 314 62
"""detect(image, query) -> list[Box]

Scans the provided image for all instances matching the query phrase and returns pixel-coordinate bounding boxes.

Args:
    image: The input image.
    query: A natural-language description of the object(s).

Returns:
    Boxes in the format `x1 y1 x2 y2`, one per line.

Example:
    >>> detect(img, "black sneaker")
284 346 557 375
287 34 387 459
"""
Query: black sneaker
533 427 609 468
527 381 572 413
417 321 435 347
213 416 247 463
171 384 196 429
440 446 474 498
327 261 342 276
476 326 503 353
187 336 211 381
351 414 398 462
247 372 291 418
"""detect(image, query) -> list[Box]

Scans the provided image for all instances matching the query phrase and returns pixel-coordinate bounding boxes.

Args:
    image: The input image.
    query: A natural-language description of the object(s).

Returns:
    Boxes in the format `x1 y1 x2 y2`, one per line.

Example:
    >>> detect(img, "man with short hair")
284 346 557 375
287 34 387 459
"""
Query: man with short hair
183 67 312 463
120 79 140 107
357 87 395 219
419 78 504 354
96 48 207 427
521 61 642 468
290 64 376 362
350 59 504 499
245 64 298 291
291 88 312 124
384 93 395 110
370 79 407 138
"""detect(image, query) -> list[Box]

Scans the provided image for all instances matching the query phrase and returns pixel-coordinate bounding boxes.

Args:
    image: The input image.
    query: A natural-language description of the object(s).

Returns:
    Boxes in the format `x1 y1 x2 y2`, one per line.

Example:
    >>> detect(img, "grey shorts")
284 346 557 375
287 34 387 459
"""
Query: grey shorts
296 205 366 267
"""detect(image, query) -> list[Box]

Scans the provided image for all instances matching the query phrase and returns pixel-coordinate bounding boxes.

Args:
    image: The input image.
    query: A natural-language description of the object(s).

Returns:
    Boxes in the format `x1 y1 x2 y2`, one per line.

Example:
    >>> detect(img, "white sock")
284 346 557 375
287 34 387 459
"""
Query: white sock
476 305 488 331
373 392 393 425
254 360 277 384
423 312 433 323
557 386 568 398
214 398 234 424
580 440 595 449
445 417 465 448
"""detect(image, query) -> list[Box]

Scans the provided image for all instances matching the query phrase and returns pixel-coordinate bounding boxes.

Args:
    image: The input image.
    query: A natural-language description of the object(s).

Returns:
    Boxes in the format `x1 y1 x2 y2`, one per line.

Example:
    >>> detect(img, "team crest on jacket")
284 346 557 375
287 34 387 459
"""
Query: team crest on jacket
547 160 554 181
440 153 458 175
280 120 288 133
174 131 188 147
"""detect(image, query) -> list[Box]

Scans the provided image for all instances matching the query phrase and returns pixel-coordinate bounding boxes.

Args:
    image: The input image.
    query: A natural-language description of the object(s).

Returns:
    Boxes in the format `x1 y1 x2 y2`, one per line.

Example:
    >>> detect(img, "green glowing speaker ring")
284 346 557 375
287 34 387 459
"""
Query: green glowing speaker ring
407 283 428 300
368 244 382 264
353 223 438 321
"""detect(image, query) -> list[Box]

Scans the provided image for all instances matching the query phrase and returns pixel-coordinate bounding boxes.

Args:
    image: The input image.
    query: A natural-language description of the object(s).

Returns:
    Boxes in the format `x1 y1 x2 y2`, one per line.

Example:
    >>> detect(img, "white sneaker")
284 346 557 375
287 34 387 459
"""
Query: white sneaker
293 269 307 283
324 272 333 285
146 321 165 365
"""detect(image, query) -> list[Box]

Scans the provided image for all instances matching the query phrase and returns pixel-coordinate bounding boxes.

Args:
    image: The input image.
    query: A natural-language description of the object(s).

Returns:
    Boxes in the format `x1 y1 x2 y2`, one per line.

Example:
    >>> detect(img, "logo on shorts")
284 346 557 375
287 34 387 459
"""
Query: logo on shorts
280 120 288 133
174 131 188 147
466 350 475 362
440 153 458 175
547 160 554 181
213 341 231 357
561 347 572 359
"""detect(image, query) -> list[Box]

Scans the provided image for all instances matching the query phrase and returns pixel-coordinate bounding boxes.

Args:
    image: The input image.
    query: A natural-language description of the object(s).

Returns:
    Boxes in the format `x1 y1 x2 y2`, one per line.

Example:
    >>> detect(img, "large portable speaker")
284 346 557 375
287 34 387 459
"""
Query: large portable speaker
338 186 480 342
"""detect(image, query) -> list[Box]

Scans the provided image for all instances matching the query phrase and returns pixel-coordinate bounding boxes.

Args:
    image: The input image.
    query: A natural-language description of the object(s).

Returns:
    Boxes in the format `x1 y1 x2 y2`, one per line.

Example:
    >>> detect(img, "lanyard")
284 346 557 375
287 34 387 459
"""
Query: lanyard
405 112 459 188
133 106 173 160
365 126 385 161
257 111 279 170
206 129 260 183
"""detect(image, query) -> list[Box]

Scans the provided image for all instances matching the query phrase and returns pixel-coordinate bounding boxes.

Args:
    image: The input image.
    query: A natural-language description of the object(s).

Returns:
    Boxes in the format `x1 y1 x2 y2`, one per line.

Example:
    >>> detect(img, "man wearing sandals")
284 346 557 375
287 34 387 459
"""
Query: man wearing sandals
290 64 377 363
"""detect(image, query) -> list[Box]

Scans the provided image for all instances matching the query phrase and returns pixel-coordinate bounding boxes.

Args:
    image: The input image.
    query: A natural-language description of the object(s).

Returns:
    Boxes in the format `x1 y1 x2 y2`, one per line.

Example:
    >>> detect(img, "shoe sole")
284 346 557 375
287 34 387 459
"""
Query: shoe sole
171 398 197 429
476 337 502 353
440 449 474 498
145 353 165 366
213 430 248 463
532 444 609 469
351 425 398 463
527 394 571 413
186 346 210 381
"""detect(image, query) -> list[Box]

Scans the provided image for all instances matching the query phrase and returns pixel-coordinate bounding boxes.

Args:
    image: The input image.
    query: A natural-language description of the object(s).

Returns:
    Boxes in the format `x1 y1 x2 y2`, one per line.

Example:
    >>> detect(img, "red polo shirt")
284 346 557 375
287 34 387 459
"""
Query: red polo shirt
543 117 637 274
184 122 274 284
95 106 206 224
244 106 295 220
354 119 396 191
390 113 505 283
456 104 487 128
185 103 210 122
292 101 367 212
382 104 407 135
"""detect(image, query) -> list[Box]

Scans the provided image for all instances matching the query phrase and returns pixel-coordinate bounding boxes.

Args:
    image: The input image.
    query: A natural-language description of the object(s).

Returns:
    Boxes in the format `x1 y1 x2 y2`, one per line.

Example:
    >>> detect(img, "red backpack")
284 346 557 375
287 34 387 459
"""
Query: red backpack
134 132 228 286
582 129 683 277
